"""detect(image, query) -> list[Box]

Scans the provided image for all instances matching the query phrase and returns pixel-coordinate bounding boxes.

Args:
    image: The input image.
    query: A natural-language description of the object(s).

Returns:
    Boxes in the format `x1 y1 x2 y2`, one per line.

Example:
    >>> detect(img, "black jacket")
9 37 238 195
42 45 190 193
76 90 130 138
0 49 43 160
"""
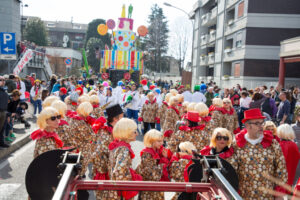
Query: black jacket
0 87 9 111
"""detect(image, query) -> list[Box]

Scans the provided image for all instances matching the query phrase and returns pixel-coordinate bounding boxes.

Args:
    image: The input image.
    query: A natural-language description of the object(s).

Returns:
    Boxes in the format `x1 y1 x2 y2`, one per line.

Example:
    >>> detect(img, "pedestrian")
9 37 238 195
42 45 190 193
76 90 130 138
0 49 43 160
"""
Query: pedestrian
192 85 206 103
14 75 26 101
29 73 36 86
30 80 43 115
126 83 140 124
0 76 9 148
99 118 142 200
277 124 300 187
277 91 291 124
263 121 280 142
5 74 16 94
205 87 214 107
292 110 300 150
31 107 63 158
136 129 170 199
59 87 68 102
232 108 287 199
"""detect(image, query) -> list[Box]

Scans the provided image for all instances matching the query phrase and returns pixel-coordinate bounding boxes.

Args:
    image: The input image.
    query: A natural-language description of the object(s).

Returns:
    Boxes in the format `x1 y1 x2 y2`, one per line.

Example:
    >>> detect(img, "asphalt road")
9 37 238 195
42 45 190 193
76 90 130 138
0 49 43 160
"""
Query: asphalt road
0 133 173 200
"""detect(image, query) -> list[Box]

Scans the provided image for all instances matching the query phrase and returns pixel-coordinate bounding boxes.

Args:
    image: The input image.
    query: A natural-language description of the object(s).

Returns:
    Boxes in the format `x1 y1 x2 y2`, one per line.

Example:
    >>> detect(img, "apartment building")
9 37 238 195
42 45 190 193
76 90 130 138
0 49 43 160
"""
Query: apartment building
190 0 300 89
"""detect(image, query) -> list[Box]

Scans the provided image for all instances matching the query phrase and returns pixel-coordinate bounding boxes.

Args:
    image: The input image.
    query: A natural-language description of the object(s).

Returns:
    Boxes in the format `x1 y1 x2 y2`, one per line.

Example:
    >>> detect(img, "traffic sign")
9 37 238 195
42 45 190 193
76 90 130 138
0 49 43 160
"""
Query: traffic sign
64 58 72 65
0 32 16 60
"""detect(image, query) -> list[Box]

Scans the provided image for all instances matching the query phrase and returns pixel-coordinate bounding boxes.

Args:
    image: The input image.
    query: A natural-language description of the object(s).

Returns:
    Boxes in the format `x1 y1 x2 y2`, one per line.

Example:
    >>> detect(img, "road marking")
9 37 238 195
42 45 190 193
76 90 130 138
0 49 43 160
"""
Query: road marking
0 141 34 171
0 183 21 199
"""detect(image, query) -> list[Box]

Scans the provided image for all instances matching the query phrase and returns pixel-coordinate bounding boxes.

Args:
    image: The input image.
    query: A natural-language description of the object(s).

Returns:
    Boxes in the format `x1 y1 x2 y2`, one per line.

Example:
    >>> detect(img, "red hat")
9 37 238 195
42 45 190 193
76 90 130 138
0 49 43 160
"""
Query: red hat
59 87 67 95
178 85 184 90
149 85 156 90
242 108 266 123
75 87 83 95
140 79 148 86
183 111 201 123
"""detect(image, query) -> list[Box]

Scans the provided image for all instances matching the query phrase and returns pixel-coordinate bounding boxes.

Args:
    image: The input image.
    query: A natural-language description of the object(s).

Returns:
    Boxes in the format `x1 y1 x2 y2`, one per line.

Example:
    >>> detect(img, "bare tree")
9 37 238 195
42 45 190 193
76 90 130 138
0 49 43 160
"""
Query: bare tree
169 17 192 76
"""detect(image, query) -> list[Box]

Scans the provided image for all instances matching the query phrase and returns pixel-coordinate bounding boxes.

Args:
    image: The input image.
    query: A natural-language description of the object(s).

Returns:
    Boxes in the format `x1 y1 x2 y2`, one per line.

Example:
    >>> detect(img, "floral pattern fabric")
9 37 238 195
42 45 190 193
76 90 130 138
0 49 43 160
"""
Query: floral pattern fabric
140 101 159 123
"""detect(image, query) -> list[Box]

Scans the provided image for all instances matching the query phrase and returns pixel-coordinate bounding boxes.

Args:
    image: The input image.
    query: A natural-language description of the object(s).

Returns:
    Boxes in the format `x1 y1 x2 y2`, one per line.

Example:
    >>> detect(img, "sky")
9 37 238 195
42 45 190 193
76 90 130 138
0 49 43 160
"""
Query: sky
22 0 195 62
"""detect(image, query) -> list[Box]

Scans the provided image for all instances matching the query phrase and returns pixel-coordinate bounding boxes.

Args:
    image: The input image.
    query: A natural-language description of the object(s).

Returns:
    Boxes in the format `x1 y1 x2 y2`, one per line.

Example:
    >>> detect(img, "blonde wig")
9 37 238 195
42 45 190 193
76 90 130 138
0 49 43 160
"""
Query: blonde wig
222 98 233 107
169 96 179 106
42 96 60 108
187 102 196 112
263 121 277 136
194 102 209 117
37 107 59 130
88 90 98 96
170 89 178 96
147 92 155 98
165 93 172 103
176 94 184 103
51 100 67 118
78 95 90 105
179 141 196 154
212 98 223 108
76 102 93 117
144 129 163 148
89 95 99 105
277 124 295 141
182 101 189 108
210 128 233 148
64 96 71 105
113 118 137 142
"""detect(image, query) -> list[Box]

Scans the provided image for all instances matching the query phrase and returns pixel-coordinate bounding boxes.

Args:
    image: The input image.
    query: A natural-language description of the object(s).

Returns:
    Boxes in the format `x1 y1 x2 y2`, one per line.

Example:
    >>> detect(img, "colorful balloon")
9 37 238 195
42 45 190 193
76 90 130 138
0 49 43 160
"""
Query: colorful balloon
137 25 148 37
106 19 116 30
97 24 108 36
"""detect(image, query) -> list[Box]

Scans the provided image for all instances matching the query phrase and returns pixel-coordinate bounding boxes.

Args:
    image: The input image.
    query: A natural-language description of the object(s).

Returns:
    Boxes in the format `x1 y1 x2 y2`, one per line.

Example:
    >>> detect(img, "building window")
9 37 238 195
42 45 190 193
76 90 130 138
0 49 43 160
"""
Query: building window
73 24 81 29
75 35 83 40
47 23 56 28
236 32 242 48
234 63 240 77
238 1 244 18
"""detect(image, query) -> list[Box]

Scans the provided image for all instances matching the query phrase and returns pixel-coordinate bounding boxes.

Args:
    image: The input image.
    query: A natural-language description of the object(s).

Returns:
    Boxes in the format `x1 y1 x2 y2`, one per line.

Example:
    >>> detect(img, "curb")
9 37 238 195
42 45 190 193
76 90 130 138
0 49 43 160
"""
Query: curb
0 132 32 160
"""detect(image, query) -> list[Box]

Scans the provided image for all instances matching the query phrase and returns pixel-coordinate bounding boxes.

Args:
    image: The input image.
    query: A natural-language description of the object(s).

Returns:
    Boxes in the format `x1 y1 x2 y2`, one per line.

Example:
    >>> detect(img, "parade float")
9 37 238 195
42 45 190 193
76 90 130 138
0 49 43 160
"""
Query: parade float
97 4 148 86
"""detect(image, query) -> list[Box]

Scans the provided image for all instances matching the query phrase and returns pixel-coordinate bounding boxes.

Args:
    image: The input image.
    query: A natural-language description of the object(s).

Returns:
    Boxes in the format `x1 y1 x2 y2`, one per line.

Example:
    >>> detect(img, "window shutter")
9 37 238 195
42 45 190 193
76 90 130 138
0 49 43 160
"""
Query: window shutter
238 1 245 18
234 63 240 77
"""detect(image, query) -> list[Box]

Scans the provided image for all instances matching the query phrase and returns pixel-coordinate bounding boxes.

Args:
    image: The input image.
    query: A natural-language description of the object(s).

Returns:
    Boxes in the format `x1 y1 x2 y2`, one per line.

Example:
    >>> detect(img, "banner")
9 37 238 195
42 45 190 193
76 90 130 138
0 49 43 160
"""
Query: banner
13 49 33 75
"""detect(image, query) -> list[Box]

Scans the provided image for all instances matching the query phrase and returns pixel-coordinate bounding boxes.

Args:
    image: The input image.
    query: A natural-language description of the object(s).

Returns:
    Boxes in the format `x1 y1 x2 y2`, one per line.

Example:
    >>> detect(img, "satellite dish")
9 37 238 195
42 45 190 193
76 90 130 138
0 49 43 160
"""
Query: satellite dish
63 35 69 43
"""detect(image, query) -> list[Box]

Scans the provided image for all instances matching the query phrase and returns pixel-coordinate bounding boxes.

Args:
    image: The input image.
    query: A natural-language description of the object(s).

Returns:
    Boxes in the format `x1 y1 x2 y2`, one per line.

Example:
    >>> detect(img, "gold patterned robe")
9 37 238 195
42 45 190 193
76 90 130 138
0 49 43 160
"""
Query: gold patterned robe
163 106 180 143
140 101 159 123
158 102 168 129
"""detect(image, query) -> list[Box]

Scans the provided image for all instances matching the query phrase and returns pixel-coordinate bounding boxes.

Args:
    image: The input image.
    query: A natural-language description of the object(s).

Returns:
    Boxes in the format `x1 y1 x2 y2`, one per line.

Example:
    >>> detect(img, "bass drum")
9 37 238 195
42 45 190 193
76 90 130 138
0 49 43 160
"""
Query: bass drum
178 156 239 200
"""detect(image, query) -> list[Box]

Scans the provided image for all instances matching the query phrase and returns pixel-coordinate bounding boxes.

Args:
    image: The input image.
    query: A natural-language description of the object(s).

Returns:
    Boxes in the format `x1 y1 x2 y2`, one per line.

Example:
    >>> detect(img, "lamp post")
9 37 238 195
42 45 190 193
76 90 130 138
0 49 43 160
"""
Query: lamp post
20 1 29 41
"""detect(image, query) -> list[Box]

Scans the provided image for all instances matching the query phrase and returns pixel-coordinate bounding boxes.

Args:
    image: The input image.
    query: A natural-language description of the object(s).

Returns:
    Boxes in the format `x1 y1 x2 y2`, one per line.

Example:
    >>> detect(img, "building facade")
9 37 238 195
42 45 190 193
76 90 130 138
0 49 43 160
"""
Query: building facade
190 0 300 89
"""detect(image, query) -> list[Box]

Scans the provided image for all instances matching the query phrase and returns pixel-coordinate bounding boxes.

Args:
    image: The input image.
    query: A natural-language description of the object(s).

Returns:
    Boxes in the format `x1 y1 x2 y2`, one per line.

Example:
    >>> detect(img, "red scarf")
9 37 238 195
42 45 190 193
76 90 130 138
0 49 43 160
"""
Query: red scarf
145 98 156 105
17 82 20 90
59 119 68 126
200 116 211 122
71 102 78 106
179 125 205 132
168 106 179 115
66 110 76 118
35 86 39 95
215 107 234 115
92 104 99 108
200 146 234 159
92 117 107 133
31 129 63 148
209 105 216 113
140 147 160 159
163 101 168 107
236 129 273 148
109 139 135 159
70 114 95 126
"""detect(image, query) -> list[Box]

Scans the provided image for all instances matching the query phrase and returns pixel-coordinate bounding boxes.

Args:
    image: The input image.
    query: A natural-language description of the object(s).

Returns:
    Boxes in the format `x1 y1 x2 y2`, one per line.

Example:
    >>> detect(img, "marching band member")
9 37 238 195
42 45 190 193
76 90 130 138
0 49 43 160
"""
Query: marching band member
163 96 180 142
42 96 60 108
100 118 142 200
100 87 116 106
168 111 205 152
50 100 71 146
232 108 287 199
31 107 63 158
136 129 170 200
154 88 163 107
221 98 239 134
158 93 172 130
169 141 196 200
93 104 124 199
126 83 141 124
68 102 96 176
209 98 224 129
139 92 159 134
90 95 104 118
200 128 235 165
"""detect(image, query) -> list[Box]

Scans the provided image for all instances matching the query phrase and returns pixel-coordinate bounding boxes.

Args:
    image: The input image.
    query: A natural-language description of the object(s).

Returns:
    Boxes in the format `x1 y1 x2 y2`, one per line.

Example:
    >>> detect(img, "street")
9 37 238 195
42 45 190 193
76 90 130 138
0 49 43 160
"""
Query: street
0 133 173 200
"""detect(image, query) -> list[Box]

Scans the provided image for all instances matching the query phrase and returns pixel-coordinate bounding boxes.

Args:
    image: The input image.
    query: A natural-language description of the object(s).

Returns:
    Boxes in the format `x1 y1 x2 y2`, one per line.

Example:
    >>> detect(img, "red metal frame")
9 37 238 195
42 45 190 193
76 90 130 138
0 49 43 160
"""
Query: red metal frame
64 179 228 200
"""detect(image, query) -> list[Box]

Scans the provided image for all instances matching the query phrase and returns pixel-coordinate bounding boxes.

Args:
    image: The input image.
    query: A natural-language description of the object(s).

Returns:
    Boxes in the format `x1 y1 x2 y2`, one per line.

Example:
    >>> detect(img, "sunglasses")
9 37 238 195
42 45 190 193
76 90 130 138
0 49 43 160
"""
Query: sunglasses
49 115 61 121
223 102 231 104
0 79 4 81
216 136 229 141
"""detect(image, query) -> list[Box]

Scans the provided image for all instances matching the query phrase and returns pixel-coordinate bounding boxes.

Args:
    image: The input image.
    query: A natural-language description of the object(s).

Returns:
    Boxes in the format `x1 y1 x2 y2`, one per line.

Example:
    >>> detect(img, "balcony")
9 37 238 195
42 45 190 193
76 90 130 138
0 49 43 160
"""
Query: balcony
208 29 216 43
201 7 218 27
226 0 239 9
225 17 247 36
200 55 208 66
210 7 217 21
201 13 211 26
223 47 245 62
207 52 215 64
200 34 209 46
201 0 210 7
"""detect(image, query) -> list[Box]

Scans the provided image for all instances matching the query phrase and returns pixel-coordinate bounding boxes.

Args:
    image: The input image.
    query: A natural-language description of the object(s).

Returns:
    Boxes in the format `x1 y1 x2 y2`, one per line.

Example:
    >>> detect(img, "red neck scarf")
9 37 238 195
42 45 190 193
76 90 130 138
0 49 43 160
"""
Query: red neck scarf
70 114 95 126
200 146 234 159
200 116 211 122
145 98 156 105
66 110 76 118
71 102 78 106
59 119 68 126
216 107 234 115
92 117 108 133
17 82 20 89
168 106 179 115
92 104 99 108
179 125 205 132
163 101 168 107
209 105 216 113
31 129 63 148
140 147 160 160
236 129 273 148
170 153 192 165
109 139 135 159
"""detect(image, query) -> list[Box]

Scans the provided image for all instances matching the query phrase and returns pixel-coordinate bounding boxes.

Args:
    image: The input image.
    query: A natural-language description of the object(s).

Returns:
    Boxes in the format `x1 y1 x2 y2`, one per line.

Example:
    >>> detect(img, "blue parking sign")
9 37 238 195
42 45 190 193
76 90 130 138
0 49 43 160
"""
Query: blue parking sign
0 32 16 55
